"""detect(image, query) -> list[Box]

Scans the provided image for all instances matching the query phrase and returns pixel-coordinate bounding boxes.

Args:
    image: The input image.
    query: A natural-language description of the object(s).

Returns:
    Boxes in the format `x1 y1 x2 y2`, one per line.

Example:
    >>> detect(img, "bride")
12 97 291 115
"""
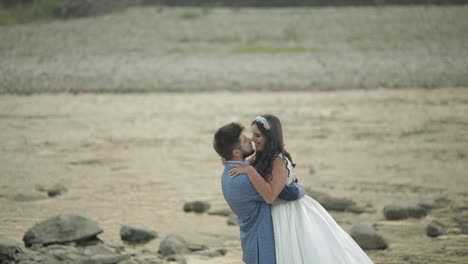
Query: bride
229 114 374 264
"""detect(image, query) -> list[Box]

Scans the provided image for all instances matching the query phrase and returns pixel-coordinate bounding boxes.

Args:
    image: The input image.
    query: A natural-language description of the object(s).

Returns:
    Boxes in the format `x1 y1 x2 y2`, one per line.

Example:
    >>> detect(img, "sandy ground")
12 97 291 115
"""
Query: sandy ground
0 88 467 263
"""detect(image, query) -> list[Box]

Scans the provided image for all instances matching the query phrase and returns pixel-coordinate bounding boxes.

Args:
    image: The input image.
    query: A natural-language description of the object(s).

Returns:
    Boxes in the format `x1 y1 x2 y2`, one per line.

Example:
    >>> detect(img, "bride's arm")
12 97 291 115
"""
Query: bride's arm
242 157 288 204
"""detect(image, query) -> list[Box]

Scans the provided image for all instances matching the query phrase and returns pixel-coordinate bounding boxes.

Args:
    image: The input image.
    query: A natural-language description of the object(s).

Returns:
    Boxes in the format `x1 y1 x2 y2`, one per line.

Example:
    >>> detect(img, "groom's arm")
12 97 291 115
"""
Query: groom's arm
277 182 305 201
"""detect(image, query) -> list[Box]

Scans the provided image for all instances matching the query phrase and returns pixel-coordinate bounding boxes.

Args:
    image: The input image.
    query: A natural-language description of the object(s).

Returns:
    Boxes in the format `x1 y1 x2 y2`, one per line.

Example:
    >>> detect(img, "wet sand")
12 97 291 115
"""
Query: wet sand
1 88 468 263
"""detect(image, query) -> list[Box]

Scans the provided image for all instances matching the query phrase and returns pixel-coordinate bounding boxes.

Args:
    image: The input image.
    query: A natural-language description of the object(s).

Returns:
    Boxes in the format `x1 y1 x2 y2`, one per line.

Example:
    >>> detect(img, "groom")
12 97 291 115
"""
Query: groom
213 122 304 264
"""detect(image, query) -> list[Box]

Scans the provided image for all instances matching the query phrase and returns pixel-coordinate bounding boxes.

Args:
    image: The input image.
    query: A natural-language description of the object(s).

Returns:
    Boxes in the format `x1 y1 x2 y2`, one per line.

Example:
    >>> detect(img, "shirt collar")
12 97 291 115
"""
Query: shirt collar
226 160 248 165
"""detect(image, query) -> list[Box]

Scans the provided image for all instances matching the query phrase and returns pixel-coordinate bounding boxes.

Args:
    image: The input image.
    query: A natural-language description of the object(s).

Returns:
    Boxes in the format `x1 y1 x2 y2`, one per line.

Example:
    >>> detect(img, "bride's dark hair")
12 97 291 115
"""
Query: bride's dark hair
251 114 295 182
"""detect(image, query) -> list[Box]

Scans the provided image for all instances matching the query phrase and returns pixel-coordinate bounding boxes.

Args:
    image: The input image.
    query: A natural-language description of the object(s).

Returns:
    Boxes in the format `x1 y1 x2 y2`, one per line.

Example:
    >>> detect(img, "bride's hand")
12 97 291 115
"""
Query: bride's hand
229 165 251 176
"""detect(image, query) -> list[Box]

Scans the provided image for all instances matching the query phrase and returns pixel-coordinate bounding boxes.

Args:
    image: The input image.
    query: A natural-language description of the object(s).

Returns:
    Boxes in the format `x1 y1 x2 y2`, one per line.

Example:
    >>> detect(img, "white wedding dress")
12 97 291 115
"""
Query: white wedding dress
272 155 374 264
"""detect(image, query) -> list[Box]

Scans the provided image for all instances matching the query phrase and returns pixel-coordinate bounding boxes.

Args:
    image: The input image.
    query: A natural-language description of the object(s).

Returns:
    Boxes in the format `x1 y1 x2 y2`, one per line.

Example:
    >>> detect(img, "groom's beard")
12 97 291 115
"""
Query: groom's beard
242 149 255 159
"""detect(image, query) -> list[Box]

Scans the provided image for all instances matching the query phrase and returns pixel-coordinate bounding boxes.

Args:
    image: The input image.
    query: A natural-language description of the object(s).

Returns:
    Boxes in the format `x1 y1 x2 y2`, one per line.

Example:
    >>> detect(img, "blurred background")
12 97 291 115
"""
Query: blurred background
1 0 467 93
1 1 468 264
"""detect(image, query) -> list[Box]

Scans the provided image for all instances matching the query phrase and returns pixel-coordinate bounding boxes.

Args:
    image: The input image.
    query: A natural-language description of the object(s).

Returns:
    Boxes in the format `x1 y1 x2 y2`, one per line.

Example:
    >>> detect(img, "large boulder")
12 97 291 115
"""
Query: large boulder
23 215 103 247
120 225 158 243
349 224 388 250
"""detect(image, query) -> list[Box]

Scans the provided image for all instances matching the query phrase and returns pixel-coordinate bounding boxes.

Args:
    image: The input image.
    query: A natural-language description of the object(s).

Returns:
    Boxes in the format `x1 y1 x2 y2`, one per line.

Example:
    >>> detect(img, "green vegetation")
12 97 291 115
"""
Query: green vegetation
0 0 130 25
235 46 313 53
179 9 202 19
1 6 467 93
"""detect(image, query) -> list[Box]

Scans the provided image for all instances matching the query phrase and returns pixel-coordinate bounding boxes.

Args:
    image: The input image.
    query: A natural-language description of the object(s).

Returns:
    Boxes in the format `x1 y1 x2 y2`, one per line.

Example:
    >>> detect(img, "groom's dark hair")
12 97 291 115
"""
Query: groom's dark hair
213 122 244 160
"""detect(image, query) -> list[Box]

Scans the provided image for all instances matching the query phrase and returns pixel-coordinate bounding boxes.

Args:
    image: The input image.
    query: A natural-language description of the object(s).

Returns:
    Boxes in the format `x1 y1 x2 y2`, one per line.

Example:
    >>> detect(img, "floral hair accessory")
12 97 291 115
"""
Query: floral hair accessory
255 116 271 131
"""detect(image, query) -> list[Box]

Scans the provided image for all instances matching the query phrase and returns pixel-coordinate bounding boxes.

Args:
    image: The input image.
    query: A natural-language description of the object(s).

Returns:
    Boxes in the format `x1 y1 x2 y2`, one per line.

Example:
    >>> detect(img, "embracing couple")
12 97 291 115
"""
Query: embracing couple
213 114 374 264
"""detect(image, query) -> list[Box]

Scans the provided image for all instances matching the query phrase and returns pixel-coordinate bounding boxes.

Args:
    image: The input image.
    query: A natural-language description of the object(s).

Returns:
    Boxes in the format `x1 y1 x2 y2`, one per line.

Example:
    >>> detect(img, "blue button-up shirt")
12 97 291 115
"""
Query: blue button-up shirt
221 161 304 264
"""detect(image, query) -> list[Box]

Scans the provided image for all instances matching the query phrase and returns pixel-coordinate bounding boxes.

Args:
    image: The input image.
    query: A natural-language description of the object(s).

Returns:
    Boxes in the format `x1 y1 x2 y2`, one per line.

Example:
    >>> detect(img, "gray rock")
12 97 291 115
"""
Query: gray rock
305 188 357 212
191 248 227 258
453 212 468 234
85 253 129 264
0 235 19 259
81 243 116 256
418 197 450 210
14 249 62 264
346 205 375 214
36 184 67 198
407 204 428 219
183 201 211 213
120 225 157 243
227 214 238 226
13 192 48 202
207 209 232 217
38 244 81 262
349 224 388 250
23 214 103 247
132 253 162 264
383 204 428 220
383 204 410 220
426 220 447 237
164 254 186 264
117 260 138 264
158 234 189 257
186 243 208 252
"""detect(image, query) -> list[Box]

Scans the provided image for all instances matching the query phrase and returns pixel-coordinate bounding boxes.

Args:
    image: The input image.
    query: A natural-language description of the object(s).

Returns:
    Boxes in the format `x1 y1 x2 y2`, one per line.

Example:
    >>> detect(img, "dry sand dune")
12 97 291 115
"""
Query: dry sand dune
1 88 467 263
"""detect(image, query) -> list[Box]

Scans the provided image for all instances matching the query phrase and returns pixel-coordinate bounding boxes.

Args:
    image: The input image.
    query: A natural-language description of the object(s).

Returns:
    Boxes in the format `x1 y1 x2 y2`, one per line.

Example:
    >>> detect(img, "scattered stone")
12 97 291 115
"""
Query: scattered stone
23 214 103 247
407 204 428 218
120 225 158 243
37 244 81 262
82 243 116 256
418 197 450 210
453 211 468 234
165 254 187 264
191 248 227 258
349 224 388 250
132 253 162 264
207 208 232 217
36 183 68 198
426 220 447 237
13 192 48 202
383 204 409 220
0 235 20 260
13 247 62 264
159 234 189 257
305 188 358 212
183 201 211 213
346 205 375 214
85 253 129 264
186 243 208 252
383 204 428 220
227 213 238 226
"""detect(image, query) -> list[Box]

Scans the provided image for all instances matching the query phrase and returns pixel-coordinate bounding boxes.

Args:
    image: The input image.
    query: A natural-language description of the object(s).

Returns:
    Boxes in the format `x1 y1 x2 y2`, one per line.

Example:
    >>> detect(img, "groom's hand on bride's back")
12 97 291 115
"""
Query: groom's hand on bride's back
277 182 305 201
